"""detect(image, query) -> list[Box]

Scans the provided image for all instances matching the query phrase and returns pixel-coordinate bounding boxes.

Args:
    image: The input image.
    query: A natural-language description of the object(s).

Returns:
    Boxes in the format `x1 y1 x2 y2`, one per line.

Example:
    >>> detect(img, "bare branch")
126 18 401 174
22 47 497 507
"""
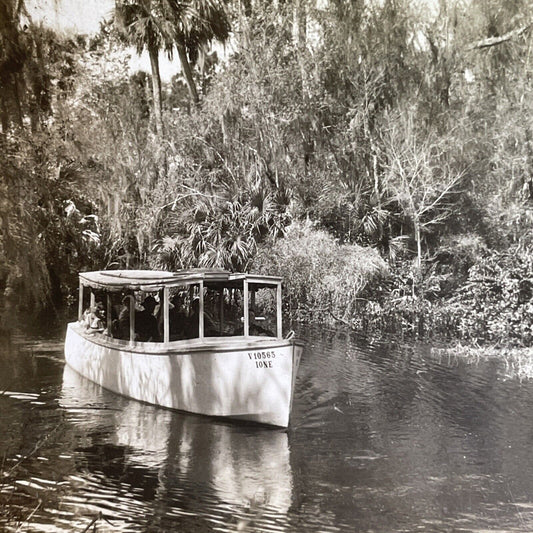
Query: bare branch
468 25 530 50
418 172 463 218
15 499 42 533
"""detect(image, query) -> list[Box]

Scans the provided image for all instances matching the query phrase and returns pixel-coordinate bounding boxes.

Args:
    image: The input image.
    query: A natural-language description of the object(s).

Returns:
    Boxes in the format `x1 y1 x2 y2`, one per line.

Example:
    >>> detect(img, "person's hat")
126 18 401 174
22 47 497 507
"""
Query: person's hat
142 295 157 309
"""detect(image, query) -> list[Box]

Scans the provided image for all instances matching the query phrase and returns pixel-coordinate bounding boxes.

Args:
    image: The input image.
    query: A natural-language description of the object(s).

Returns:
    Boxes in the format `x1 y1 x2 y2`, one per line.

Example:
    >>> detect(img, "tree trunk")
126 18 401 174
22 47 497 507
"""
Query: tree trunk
294 0 308 98
295 0 306 46
148 45 163 136
29 97 38 133
414 219 422 270
176 40 199 105
0 91 8 133
12 74 23 127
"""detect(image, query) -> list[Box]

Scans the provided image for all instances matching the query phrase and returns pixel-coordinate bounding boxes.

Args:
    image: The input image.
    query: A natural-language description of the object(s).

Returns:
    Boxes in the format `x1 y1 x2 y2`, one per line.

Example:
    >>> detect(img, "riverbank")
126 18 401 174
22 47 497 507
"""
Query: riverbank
255 223 533 349
2 223 531 351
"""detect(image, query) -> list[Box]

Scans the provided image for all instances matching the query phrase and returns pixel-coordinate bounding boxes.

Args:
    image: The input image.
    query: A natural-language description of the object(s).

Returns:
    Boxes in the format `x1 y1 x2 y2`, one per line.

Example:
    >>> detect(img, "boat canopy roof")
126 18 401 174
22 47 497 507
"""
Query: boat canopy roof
79 269 283 292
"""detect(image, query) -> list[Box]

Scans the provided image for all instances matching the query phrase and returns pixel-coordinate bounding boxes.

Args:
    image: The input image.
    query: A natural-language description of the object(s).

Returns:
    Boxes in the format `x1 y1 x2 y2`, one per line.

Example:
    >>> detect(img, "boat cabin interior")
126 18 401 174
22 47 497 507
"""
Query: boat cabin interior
77 269 283 344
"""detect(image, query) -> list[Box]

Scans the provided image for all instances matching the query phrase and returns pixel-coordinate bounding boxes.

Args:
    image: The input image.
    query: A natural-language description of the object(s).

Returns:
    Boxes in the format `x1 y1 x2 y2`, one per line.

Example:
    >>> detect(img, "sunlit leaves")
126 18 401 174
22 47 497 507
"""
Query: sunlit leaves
253 220 389 322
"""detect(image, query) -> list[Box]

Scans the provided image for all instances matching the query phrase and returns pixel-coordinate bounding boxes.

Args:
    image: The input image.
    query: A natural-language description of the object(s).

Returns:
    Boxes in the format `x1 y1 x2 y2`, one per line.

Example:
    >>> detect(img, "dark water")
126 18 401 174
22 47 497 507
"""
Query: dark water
2 325 533 532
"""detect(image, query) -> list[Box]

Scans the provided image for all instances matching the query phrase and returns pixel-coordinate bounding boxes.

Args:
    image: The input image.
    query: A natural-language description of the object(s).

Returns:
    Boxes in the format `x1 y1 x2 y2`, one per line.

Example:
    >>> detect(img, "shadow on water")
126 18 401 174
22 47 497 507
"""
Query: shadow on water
3 323 533 531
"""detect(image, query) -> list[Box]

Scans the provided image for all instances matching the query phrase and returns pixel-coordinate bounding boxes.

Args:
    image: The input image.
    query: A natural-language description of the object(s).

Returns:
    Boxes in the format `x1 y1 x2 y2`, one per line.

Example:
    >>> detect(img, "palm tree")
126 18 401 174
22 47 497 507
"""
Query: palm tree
115 0 175 135
171 0 230 104
115 0 230 132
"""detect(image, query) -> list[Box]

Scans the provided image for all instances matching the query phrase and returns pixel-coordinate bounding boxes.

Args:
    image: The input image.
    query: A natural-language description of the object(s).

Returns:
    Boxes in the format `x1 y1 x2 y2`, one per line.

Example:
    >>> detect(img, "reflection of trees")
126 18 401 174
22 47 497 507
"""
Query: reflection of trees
293 326 533 531
0 341 76 530
76 440 160 499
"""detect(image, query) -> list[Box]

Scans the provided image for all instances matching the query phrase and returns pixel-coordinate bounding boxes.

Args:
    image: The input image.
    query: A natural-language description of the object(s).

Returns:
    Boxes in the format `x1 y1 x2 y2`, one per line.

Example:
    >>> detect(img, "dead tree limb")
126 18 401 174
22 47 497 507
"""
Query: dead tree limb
328 309 356 330
468 25 530 50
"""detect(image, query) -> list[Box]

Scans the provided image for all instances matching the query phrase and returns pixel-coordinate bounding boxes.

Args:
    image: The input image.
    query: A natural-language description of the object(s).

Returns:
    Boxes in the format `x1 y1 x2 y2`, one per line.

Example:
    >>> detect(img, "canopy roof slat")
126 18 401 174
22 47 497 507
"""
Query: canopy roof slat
79 269 282 291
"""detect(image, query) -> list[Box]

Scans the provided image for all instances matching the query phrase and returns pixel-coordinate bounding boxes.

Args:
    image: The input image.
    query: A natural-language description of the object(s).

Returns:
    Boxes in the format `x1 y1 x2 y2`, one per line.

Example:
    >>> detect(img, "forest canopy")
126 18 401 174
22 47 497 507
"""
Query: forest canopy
1 0 533 346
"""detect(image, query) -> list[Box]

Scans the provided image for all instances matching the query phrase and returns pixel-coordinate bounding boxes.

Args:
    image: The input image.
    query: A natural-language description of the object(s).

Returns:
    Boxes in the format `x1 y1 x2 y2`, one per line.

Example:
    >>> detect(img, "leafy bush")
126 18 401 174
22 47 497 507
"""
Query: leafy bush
252 220 389 321
440 248 533 346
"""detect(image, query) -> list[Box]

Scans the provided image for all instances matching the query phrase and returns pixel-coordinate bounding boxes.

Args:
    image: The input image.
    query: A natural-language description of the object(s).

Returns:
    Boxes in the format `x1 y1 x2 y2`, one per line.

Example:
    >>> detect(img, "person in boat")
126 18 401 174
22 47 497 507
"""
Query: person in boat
169 293 187 340
154 289 165 338
113 295 133 340
183 297 218 338
81 301 105 332
184 297 200 338
80 307 92 328
135 295 160 342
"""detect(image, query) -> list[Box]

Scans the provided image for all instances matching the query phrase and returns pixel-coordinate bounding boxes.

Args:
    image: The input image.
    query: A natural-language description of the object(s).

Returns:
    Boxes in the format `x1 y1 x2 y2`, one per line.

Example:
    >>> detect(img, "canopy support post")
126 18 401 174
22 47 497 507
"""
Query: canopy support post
163 286 169 344
199 281 204 339
78 281 84 321
219 288 224 335
106 293 112 332
244 280 249 337
129 294 135 345
277 282 282 339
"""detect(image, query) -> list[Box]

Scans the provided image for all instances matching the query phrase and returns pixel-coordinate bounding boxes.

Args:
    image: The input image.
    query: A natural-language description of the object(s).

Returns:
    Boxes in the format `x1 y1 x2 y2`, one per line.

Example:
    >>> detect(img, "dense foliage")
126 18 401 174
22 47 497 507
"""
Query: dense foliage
1 0 533 345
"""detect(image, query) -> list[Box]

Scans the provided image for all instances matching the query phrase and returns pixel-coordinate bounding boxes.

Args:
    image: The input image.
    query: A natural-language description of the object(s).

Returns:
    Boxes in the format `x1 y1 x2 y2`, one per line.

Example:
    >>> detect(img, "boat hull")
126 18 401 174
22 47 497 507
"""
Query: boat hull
64 323 302 427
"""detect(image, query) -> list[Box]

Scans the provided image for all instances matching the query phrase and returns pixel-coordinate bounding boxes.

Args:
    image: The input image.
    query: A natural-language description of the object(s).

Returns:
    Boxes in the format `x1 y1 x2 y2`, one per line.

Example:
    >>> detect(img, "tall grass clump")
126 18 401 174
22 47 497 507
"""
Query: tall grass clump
252 220 389 322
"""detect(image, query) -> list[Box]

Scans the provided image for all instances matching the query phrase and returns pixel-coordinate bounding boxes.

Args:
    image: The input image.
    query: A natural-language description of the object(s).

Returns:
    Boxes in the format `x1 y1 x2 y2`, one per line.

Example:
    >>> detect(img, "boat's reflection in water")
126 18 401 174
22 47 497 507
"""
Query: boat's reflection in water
60 365 293 530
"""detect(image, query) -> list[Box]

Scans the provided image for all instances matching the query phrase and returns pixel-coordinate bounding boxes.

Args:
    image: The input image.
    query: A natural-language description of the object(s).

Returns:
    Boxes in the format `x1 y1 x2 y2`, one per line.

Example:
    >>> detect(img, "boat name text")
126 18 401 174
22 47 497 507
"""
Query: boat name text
248 350 276 369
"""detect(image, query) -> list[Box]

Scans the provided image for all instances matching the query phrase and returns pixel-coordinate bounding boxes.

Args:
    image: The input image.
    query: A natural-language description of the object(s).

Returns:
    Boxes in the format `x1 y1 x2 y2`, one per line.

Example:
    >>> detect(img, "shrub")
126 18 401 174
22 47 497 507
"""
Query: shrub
439 247 533 346
252 220 389 321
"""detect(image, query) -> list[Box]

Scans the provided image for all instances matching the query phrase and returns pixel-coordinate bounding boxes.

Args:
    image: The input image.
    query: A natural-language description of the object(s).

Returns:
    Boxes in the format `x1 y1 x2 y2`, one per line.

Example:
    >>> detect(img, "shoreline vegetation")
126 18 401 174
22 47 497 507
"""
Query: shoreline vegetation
1 1 533 350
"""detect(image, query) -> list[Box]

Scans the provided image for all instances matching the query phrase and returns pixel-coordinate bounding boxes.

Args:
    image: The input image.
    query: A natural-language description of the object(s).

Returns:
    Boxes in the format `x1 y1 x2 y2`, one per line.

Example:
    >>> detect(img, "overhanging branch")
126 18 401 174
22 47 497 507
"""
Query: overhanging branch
468 25 530 50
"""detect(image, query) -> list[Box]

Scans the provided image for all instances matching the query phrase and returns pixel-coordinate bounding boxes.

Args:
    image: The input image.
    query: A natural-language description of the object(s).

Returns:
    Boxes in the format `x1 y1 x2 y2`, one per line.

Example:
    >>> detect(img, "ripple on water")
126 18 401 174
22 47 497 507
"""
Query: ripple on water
3 327 533 532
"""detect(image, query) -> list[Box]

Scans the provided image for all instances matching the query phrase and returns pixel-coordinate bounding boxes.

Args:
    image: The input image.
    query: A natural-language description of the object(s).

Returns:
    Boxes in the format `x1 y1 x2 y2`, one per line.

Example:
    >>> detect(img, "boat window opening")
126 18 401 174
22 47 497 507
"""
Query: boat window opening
200 286 234 337
168 288 183 341
230 285 245 336
201 286 221 337
247 283 278 337
198 281 278 338
132 290 161 342
201 281 246 337
166 284 203 341
105 291 123 338
106 291 134 341
168 286 192 340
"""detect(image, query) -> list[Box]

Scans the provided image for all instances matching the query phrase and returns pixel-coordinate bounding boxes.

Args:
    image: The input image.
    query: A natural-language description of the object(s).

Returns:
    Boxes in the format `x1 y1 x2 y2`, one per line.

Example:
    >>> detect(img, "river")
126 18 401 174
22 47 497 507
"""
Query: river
2 322 533 532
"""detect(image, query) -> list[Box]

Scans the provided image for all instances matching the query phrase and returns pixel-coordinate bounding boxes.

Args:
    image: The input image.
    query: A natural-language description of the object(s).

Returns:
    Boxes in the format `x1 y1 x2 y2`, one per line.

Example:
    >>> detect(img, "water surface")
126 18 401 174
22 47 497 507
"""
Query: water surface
2 324 533 532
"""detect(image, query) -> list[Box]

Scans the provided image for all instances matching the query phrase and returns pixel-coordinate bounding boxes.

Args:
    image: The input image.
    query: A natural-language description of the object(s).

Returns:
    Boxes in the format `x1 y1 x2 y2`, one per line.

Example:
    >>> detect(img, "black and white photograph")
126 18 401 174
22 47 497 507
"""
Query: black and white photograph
2 0 533 531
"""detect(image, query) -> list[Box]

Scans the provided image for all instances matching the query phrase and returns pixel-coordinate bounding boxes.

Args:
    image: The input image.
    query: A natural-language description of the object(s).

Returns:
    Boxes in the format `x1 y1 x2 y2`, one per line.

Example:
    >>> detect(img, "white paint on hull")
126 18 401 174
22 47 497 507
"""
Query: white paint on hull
64 323 302 427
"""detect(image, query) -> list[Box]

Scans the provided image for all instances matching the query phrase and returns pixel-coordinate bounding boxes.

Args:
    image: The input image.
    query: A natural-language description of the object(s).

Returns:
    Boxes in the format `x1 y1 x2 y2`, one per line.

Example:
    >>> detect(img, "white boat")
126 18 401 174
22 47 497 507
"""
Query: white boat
64 269 303 427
